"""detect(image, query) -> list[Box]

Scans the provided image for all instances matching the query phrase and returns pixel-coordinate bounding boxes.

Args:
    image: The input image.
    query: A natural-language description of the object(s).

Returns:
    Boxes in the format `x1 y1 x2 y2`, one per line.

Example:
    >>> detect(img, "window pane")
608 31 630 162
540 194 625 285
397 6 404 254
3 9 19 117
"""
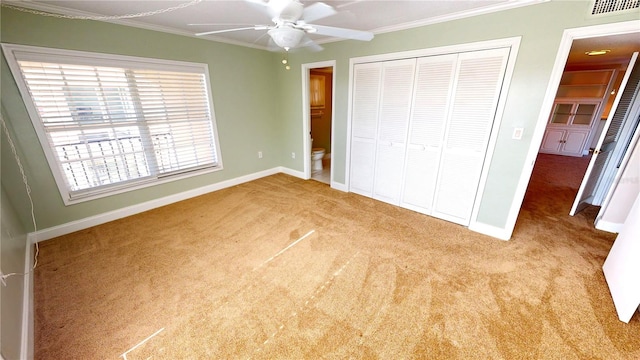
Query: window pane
134 69 218 175
51 127 150 191
7 47 221 202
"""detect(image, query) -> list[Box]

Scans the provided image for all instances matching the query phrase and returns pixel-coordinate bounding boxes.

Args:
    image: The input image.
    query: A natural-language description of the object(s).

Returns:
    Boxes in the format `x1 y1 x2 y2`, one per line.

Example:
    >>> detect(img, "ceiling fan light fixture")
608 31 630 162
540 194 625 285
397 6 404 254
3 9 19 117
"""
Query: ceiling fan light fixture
268 27 305 49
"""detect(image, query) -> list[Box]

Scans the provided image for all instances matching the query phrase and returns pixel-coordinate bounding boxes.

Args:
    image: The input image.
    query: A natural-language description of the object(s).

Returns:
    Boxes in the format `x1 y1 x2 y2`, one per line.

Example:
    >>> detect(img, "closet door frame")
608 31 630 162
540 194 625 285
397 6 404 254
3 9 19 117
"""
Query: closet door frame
345 37 521 230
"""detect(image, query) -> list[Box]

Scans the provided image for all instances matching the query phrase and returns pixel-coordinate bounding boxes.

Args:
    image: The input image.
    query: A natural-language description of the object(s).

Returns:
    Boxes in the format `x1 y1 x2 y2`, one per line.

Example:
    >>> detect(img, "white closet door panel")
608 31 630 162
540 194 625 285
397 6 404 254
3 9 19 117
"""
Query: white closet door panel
350 138 376 196
401 147 440 213
434 48 510 225
373 143 406 204
401 54 457 213
373 58 416 205
445 48 509 153
433 152 484 225
352 63 382 140
409 54 458 147
377 59 416 143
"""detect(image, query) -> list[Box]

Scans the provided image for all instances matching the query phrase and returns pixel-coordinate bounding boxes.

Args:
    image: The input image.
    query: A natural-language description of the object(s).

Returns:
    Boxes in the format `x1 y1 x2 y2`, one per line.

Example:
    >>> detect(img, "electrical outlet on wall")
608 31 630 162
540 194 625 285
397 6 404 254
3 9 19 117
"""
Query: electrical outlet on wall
258 151 263 159
291 152 296 159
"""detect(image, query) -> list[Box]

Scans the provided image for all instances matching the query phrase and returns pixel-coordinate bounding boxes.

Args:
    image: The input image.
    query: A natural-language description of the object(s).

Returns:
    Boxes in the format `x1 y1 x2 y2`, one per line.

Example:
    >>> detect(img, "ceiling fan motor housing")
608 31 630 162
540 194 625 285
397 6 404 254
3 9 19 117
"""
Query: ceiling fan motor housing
268 27 305 48
194 0 373 51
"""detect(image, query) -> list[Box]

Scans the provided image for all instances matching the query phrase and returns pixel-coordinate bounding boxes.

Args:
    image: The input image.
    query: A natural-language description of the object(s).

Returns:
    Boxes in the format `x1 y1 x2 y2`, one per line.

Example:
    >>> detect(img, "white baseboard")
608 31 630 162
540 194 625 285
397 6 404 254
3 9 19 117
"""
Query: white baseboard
595 220 622 234
468 221 512 240
279 166 305 179
330 182 348 192
30 167 298 243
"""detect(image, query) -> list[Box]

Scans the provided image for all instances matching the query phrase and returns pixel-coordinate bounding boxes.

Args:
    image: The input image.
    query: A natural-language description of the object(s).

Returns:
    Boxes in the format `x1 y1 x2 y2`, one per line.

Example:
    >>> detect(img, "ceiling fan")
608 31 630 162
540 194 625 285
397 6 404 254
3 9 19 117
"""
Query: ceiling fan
192 0 374 51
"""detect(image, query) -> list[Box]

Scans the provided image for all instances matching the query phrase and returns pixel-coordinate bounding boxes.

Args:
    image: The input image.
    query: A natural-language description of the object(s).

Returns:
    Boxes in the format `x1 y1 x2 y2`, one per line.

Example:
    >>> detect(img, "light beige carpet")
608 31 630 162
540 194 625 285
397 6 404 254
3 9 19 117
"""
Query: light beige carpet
34 154 639 359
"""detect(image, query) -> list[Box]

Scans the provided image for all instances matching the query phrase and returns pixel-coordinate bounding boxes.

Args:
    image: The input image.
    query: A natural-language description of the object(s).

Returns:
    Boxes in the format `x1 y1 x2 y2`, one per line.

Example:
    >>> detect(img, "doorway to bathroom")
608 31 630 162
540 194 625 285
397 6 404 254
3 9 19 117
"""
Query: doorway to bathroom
302 61 335 185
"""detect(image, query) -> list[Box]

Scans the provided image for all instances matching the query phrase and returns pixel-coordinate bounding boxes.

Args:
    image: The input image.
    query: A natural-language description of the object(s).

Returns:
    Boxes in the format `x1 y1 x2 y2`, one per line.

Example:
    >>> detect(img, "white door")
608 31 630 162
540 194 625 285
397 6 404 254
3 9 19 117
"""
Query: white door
570 52 639 215
401 54 457 214
602 192 640 323
349 63 382 197
432 48 510 225
372 58 416 205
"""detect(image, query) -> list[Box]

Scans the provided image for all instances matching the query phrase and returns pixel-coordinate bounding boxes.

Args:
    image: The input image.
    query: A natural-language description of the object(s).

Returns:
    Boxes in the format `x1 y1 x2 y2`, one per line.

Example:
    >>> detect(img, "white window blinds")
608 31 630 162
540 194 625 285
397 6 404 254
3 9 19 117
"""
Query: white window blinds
2 44 222 204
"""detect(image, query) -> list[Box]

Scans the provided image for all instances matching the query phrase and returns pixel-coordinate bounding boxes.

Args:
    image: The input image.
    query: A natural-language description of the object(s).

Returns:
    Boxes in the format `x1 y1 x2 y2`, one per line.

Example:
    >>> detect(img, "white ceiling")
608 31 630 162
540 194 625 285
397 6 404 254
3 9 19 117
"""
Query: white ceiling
4 0 545 50
4 0 638 66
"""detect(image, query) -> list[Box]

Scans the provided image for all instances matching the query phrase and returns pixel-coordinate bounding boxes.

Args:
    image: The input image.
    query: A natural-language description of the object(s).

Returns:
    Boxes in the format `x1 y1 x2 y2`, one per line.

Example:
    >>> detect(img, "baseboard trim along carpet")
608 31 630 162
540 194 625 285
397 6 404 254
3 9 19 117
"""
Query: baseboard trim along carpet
596 219 623 234
29 167 299 243
468 222 512 240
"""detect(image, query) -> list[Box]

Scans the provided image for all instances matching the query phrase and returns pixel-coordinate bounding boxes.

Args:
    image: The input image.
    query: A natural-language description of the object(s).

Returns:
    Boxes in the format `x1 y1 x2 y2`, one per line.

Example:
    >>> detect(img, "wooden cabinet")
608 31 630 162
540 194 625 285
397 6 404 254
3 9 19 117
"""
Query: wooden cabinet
556 69 615 98
310 74 325 109
549 101 599 127
540 128 590 156
540 100 600 157
540 69 615 157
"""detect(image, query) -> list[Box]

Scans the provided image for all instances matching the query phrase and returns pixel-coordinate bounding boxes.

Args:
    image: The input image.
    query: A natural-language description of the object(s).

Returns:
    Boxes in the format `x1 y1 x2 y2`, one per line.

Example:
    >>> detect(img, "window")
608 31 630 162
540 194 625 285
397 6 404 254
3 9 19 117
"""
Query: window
2 44 223 204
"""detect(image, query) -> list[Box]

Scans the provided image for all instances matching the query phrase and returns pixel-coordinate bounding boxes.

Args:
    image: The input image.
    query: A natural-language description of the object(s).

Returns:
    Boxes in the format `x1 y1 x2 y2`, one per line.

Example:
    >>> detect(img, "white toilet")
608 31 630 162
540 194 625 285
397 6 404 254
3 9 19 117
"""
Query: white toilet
311 148 325 172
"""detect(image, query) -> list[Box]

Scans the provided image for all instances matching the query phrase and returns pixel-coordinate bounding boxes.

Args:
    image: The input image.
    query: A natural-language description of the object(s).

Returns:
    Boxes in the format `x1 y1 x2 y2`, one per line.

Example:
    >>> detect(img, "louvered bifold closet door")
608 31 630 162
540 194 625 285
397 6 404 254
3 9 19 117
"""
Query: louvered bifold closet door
432 48 510 225
372 58 417 205
401 54 457 214
349 62 383 196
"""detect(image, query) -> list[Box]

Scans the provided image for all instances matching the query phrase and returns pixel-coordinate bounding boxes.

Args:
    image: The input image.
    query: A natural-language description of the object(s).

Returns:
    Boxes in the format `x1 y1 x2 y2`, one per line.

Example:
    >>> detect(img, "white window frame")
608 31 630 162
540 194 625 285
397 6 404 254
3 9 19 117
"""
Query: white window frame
2 44 224 205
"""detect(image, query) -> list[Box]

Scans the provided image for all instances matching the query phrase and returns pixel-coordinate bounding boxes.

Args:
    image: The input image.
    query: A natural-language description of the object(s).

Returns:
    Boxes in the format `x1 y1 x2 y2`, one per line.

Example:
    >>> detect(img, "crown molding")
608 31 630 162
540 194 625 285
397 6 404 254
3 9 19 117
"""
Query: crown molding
1 1 269 51
370 0 549 36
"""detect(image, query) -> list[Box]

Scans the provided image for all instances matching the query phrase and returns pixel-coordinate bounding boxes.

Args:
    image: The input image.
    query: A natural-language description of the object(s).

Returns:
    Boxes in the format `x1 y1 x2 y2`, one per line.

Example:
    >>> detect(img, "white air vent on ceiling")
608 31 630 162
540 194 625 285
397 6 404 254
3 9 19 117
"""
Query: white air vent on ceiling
591 0 639 15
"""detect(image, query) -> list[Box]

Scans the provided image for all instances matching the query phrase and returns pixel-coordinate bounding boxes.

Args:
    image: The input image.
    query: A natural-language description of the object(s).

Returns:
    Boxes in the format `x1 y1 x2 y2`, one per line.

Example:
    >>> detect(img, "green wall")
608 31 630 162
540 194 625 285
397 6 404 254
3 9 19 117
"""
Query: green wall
276 0 639 229
1 8 284 229
1 184 29 360
1 1 638 233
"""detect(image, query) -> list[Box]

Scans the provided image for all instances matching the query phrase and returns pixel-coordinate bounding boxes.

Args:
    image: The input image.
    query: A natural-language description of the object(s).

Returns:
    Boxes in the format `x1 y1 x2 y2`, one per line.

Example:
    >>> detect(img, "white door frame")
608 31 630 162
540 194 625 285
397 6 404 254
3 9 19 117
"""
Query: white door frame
301 60 336 182
504 20 640 239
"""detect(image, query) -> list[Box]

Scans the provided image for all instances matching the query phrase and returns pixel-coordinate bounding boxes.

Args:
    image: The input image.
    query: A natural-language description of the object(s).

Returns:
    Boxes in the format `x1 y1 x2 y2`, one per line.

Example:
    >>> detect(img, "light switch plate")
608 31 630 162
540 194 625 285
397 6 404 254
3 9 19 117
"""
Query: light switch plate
512 127 524 140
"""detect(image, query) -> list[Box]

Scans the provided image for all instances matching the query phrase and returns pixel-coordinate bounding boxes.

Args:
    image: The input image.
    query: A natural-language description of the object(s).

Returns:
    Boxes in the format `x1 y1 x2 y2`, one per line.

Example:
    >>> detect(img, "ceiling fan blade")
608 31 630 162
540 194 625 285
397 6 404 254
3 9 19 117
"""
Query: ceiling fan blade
311 25 373 41
189 23 258 26
302 2 337 23
245 0 278 19
298 36 324 52
253 31 271 46
195 26 269 37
